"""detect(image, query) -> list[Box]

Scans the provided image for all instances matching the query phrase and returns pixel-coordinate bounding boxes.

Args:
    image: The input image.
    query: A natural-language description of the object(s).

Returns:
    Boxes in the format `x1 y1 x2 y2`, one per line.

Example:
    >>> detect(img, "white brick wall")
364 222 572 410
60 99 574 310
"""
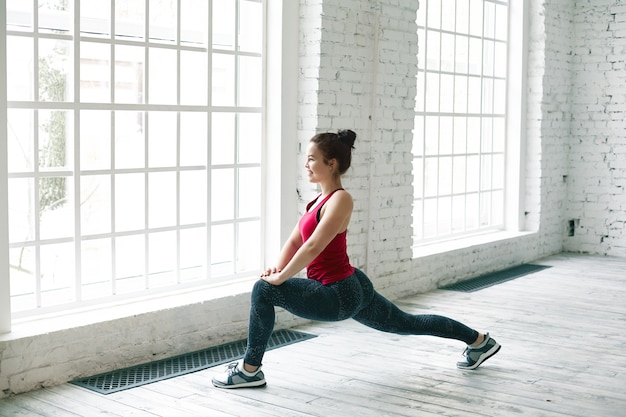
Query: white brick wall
567 1 626 255
3 0 623 398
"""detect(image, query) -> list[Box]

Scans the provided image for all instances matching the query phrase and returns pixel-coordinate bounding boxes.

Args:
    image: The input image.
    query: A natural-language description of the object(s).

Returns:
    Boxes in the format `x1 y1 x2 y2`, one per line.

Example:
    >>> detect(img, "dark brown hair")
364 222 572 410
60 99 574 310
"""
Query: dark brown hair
310 129 356 176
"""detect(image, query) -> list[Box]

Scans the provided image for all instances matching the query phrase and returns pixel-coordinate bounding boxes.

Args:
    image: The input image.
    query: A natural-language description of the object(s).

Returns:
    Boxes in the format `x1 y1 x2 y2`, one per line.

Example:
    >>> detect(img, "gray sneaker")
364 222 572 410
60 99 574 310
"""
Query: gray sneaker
212 360 266 389
456 332 501 370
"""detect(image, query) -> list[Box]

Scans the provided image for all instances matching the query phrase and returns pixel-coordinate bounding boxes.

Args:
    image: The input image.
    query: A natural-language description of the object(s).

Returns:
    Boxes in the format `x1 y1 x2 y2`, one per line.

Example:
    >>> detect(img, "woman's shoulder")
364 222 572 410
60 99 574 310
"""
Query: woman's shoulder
329 189 353 207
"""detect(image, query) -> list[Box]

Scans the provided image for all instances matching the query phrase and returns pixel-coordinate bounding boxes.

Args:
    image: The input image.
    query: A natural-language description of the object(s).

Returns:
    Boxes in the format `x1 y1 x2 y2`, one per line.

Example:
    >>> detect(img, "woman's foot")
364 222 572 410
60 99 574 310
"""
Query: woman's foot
212 360 266 389
457 332 501 370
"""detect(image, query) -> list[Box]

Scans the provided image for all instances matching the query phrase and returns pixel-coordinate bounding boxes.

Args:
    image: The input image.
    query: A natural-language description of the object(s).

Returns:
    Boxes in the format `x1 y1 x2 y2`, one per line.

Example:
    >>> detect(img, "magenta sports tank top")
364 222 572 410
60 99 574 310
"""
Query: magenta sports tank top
298 189 355 285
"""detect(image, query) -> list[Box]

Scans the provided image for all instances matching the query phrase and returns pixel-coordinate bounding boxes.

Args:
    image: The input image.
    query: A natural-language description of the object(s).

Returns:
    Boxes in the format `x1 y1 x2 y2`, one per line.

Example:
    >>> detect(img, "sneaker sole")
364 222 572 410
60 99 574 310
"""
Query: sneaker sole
458 342 501 370
212 379 267 389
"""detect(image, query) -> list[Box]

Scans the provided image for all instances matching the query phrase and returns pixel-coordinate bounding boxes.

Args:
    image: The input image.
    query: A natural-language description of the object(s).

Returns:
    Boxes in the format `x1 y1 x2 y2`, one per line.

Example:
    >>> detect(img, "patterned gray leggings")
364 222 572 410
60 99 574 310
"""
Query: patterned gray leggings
244 268 479 366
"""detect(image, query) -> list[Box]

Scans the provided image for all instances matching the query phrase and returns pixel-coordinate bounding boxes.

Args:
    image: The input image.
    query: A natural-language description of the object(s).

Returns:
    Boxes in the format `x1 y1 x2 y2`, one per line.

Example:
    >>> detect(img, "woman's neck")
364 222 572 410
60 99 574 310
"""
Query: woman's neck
319 180 342 197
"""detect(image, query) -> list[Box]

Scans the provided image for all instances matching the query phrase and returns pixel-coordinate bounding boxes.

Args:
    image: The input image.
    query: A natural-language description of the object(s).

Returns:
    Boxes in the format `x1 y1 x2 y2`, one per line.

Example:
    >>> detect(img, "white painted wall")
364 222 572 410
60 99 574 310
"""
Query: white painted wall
1 0 622 398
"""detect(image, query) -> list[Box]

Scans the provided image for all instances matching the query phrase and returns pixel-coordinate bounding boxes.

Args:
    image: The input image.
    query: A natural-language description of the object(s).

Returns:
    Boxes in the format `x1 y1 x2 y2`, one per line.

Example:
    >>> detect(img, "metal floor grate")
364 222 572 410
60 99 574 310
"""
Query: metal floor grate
71 329 316 394
440 264 551 292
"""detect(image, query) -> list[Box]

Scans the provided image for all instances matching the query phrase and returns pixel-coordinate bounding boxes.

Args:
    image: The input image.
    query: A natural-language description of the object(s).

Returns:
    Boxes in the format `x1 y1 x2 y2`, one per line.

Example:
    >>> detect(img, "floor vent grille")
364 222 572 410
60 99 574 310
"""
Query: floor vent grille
440 264 551 292
71 329 316 394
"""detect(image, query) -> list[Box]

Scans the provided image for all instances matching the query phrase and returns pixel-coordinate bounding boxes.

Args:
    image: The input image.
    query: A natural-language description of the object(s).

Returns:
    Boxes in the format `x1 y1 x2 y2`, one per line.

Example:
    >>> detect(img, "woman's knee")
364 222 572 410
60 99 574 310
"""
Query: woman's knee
251 279 271 302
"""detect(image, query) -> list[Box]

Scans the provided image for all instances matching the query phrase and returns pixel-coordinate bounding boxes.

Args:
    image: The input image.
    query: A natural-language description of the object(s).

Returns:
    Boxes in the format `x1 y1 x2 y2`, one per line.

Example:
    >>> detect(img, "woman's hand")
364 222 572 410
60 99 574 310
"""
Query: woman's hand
260 266 281 278
260 267 287 285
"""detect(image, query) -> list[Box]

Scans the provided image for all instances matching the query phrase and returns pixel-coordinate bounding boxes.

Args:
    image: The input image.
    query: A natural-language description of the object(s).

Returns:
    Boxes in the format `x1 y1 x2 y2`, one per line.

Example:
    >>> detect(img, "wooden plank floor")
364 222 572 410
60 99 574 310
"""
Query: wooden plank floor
2 253 625 416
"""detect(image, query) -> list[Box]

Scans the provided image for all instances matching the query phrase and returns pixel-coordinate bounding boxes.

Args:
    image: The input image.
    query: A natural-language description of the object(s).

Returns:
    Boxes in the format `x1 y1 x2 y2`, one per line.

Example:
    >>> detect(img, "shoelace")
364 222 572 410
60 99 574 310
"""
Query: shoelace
225 362 240 375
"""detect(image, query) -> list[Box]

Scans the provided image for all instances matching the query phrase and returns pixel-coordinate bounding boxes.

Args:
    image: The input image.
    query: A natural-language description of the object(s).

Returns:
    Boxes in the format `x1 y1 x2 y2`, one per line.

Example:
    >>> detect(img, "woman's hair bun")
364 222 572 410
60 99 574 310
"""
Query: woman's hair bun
337 129 356 149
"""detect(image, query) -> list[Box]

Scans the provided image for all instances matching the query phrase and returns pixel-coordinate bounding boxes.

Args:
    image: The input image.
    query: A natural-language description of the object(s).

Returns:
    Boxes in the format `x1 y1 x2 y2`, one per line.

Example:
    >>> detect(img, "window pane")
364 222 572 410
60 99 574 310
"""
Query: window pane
424 158 438 197
469 0 483 37
9 247 36 312
180 171 207 225
441 33 454 72
495 4 508 41
148 231 177 288
180 228 206 282
148 172 176 229
438 196 451 235
423 198 437 238
468 38 482 75
115 0 145 40
40 243 74 308
148 112 176 167
149 48 177 104
426 32 440 71
39 110 73 171
452 195 465 233
438 156 452 196
483 2 496 39
237 221 259 272
238 56 262 107
468 77 481 112
39 39 74 102
467 117 480 153
425 116 439 155
7 109 35 172
80 42 111 103
455 35 468 73
211 224 233 276
181 51 208 105
440 74 454 113
481 117 493 152
80 0 111 37
181 0 208 46
454 75 468 113
441 0 455 32
115 111 145 169
425 72 439 112
39 176 74 240
237 113 261 164
452 156 466 194
115 235 145 293
239 0 263 53
213 53 235 106
81 175 111 235
115 173 145 232
115 45 145 104
8 178 35 243
38 0 72 34
180 112 207 166
238 167 261 218
81 110 111 170
213 0 236 50
81 239 113 300
440 116 453 155
427 0 441 29
212 169 234 221
149 0 176 43
212 113 235 165
7 36 34 101
7 0 34 32
453 117 467 154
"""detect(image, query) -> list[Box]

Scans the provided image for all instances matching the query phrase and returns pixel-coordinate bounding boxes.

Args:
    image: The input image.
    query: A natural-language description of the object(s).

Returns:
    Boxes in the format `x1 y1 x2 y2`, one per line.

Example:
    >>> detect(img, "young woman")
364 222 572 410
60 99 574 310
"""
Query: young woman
212 130 500 389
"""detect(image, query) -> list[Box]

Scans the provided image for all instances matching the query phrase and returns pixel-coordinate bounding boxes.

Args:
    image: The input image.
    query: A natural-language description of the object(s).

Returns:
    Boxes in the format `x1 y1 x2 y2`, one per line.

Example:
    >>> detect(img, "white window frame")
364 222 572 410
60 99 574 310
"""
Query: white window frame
413 0 526 249
0 0 287 326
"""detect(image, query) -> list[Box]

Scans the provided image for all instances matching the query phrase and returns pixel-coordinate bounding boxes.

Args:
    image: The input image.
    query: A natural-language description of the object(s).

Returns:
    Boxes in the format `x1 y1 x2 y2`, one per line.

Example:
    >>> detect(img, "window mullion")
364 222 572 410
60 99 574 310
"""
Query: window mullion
74 0 82 303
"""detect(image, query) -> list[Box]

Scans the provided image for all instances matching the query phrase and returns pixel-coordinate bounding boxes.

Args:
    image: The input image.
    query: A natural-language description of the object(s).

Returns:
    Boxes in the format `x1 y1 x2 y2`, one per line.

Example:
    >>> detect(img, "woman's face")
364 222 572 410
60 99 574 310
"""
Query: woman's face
305 142 333 183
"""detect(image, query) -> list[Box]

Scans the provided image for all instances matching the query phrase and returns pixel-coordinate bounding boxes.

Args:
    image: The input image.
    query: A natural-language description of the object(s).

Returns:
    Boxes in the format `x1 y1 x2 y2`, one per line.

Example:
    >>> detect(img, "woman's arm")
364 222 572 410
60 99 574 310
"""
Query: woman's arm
262 190 353 285
260 223 303 277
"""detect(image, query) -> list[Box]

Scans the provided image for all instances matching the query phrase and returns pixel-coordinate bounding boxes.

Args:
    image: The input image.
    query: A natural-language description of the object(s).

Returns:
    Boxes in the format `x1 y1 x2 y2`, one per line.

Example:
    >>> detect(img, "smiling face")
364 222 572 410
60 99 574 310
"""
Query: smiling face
305 142 334 184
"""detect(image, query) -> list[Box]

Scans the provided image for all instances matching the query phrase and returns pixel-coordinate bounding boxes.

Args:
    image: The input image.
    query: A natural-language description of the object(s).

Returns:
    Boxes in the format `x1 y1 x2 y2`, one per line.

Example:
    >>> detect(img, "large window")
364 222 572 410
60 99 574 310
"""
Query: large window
414 0 508 243
4 0 264 317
